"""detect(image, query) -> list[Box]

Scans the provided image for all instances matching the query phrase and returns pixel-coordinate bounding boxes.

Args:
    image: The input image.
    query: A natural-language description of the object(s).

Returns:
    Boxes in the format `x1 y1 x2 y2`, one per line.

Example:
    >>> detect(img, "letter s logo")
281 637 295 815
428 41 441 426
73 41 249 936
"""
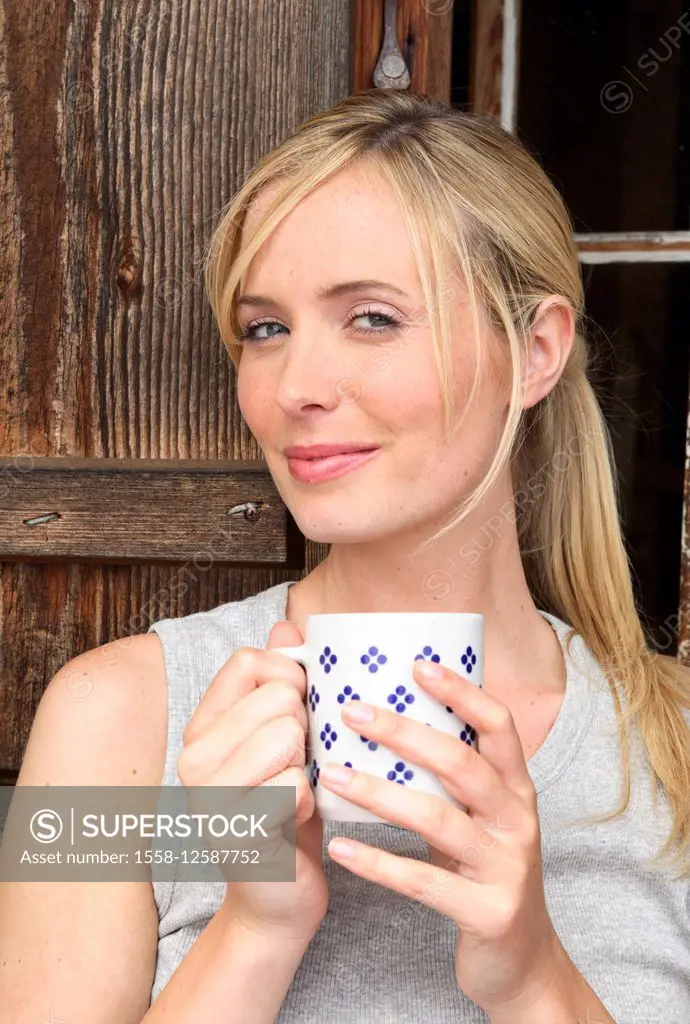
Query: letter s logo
30 809 64 844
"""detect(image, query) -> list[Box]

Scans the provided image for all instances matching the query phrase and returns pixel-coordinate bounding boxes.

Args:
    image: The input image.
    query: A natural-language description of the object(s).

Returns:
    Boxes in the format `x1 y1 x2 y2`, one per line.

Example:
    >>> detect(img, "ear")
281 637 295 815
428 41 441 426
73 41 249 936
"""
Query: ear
521 296 575 411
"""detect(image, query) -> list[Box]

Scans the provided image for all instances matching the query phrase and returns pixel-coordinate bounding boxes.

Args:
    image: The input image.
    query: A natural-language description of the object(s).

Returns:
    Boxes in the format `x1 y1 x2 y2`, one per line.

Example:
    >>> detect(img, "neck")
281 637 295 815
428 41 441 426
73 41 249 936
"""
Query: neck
288 479 567 699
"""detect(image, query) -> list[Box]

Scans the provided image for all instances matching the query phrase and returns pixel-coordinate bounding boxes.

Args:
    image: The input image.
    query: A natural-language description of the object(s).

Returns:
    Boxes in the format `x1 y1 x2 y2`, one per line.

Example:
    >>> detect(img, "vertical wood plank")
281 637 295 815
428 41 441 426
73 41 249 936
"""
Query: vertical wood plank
470 0 503 117
0 0 354 773
352 0 453 102
679 388 690 665
471 0 522 128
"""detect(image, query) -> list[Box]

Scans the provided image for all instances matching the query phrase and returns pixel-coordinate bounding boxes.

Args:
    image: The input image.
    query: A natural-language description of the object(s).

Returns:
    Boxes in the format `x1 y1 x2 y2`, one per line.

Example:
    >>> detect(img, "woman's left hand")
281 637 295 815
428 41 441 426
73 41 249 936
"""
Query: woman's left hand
318 657 570 1020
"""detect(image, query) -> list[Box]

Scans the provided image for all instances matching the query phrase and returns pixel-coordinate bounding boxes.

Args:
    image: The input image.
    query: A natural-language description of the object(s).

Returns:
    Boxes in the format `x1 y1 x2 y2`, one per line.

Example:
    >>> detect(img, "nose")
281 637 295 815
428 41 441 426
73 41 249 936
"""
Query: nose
273 319 345 415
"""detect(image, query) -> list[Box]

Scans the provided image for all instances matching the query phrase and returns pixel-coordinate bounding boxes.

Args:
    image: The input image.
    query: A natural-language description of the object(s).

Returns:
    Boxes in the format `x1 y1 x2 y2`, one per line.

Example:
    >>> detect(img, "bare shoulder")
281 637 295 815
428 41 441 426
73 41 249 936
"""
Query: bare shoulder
17 632 169 788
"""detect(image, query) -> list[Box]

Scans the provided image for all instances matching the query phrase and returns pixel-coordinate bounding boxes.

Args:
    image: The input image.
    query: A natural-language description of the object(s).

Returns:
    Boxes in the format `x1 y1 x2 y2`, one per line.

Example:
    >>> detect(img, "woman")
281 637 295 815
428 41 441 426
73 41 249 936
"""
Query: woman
1 89 688 1023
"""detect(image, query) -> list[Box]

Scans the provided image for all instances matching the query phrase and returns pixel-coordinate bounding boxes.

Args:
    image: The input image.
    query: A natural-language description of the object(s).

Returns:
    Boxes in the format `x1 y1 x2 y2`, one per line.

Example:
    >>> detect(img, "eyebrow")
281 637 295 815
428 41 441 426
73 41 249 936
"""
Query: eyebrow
236 279 409 310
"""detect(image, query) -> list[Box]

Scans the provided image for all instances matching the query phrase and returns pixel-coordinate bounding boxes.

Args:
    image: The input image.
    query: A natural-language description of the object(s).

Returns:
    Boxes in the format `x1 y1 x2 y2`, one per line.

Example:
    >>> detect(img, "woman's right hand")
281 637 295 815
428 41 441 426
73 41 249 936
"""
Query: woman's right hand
176 619 328 943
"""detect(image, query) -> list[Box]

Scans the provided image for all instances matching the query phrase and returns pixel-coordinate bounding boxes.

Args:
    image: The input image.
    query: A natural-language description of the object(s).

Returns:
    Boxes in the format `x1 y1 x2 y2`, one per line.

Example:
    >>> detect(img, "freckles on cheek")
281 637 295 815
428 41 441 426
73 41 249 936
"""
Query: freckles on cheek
387 356 442 412
383 377 446 470
394 429 440 487
237 370 270 434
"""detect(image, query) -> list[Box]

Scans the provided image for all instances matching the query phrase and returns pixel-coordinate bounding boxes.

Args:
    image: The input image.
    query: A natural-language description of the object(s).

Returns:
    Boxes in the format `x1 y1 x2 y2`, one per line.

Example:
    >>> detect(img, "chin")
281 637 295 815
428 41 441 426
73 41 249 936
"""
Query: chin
290 510 399 545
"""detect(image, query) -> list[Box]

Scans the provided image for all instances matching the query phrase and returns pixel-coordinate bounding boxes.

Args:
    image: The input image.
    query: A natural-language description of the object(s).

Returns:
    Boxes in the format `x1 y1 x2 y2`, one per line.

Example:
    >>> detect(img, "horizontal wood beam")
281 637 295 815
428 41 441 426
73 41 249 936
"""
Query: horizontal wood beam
576 232 690 248
576 232 690 263
0 458 294 565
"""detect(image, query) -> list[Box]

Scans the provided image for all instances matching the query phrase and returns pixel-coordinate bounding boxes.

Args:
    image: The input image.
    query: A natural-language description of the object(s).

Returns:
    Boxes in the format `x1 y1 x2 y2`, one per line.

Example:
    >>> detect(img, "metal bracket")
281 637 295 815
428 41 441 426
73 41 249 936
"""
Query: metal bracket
373 0 411 90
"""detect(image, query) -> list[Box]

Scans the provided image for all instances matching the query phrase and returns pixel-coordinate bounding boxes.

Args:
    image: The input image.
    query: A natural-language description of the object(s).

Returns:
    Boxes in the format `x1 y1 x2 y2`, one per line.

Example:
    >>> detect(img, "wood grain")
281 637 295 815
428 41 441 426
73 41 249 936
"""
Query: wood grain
470 0 503 117
0 0 353 773
680 392 690 665
577 236 690 254
352 0 453 101
0 457 293 563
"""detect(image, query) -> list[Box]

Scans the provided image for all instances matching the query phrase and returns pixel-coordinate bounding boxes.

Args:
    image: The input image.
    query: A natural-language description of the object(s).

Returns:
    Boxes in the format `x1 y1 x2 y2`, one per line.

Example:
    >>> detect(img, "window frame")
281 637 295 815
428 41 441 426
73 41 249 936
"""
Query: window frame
470 0 690 658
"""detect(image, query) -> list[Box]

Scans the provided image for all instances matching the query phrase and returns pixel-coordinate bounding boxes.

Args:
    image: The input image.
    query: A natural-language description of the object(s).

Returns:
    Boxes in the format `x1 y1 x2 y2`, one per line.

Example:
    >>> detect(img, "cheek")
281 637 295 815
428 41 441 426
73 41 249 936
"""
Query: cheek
373 368 446 482
238 392 268 453
381 351 446 430
236 359 268 431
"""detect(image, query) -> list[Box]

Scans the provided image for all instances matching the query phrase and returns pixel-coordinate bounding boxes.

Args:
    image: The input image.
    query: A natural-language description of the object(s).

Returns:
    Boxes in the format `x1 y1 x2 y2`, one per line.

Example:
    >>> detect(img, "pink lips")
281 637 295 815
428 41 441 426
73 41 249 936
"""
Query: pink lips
286 447 380 483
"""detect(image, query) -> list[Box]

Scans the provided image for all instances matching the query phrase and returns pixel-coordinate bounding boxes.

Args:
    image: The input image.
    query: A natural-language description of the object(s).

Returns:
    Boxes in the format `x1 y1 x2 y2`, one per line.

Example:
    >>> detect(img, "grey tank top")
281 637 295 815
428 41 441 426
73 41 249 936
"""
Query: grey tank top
147 580 690 1023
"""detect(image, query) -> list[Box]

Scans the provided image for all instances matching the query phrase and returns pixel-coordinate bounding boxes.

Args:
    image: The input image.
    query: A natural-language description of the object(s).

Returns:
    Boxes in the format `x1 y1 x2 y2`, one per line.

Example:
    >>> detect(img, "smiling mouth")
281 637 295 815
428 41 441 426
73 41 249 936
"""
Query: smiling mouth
304 448 377 460
285 447 380 483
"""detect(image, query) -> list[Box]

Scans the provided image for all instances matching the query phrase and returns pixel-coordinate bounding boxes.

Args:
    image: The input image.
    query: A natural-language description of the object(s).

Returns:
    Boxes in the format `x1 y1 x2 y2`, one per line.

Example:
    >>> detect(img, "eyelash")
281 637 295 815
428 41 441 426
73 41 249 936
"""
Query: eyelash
237 306 403 343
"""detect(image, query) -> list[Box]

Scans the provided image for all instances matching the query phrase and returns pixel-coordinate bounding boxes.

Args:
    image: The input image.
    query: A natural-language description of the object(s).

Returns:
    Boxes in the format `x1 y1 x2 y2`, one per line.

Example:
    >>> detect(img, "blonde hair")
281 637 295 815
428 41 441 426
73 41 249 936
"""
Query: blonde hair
203 88 690 877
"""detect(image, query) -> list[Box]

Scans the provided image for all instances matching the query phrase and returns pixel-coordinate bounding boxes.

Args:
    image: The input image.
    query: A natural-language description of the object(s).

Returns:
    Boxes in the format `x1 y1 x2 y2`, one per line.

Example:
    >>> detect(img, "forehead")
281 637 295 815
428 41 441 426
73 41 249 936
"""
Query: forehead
240 161 426 292
244 159 393 231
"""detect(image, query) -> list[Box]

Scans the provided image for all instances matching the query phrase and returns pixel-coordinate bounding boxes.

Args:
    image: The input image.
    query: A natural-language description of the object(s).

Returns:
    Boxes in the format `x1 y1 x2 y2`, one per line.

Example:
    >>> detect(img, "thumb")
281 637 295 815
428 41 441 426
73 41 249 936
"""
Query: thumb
266 618 305 651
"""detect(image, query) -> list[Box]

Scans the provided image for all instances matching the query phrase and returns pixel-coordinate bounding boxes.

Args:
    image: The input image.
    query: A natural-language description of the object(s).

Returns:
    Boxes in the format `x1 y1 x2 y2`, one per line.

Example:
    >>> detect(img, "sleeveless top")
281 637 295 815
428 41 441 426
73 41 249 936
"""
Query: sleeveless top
146 580 690 1023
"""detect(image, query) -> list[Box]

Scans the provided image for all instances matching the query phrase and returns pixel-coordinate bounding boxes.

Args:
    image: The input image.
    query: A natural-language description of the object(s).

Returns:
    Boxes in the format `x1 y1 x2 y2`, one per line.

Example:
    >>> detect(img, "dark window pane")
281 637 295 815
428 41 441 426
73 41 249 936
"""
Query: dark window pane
583 263 689 649
517 1 690 232
450 0 472 109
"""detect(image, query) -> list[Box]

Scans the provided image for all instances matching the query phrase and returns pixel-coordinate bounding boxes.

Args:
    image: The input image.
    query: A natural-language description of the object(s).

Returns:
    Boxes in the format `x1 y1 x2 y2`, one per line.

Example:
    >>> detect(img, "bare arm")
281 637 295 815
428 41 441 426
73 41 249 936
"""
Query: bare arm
0 626 320 1024
143 904 314 1023
0 634 168 1023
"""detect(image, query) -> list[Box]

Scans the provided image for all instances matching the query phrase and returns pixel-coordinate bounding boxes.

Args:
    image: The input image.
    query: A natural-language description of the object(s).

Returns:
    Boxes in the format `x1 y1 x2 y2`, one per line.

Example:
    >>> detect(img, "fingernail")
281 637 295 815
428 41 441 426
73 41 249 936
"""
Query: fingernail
320 762 354 786
329 838 357 860
342 699 375 723
415 660 443 680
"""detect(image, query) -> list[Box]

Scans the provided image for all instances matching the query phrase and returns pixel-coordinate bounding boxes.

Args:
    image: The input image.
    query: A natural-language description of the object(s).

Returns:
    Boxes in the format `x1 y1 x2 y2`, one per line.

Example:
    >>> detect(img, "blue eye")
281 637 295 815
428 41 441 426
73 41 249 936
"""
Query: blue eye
348 310 402 335
237 318 288 343
237 307 403 344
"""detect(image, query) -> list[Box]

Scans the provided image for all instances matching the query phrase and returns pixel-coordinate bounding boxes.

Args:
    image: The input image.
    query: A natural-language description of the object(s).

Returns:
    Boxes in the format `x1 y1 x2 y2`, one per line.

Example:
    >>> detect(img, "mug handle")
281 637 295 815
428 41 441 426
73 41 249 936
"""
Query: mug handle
271 644 312 669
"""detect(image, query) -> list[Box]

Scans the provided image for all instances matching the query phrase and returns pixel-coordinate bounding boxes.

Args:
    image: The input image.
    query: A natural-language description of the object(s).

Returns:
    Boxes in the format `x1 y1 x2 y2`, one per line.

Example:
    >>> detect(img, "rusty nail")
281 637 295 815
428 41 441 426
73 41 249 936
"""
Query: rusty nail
23 512 62 527
227 501 262 521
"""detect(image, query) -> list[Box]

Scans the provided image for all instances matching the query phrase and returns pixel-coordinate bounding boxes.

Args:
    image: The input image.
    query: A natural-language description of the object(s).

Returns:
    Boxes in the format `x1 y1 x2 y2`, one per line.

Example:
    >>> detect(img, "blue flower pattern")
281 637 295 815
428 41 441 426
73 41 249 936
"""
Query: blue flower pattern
319 646 338 673
414 645 441 663
308 637 479 774
461 644 477 675
460 725 477 746
320 722 338 750
337 684 360 704
387 684 415 713
387 760 415 785
360 645 387 672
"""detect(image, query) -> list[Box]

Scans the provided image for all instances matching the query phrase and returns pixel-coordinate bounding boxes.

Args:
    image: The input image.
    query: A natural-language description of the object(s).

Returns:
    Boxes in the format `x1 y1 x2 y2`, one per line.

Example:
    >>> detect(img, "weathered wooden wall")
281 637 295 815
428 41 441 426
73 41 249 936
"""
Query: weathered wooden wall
0 0 353 778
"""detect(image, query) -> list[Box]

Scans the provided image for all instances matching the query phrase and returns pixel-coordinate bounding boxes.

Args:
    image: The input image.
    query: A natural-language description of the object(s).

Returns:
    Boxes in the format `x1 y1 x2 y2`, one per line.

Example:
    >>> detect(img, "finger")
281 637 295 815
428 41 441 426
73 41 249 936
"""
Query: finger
209 765 311 877
178 714 306 787
326 836 483 927
413 661 535 803
261 764 315 830
319 762 486 865
338 700 525 824
213 764 313 836
266 618 306 652
179 681 308 781
184 645 308 744
296 804 323 860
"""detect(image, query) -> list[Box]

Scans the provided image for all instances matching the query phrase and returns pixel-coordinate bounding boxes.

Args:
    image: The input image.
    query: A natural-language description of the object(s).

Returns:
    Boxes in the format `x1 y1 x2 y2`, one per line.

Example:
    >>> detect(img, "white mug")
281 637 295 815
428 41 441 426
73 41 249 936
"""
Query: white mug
273 612 484 824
